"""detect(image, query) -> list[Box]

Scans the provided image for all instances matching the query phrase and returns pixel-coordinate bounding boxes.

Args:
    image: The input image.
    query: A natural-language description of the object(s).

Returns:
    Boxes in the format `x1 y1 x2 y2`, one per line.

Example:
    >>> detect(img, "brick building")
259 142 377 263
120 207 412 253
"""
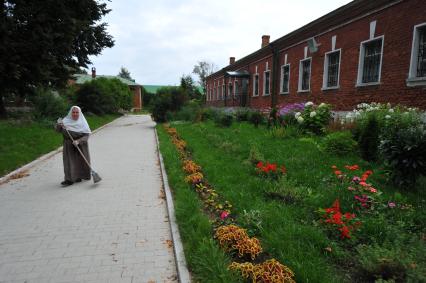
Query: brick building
205 0 426 111
70 68 143 111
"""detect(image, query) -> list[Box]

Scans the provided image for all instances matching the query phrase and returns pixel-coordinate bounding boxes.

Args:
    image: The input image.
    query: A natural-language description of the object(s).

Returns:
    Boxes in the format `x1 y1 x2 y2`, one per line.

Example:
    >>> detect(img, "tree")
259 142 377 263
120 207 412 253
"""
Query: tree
180 74 201 100
0 0 114 118
118 67 133 81
192 61 217 95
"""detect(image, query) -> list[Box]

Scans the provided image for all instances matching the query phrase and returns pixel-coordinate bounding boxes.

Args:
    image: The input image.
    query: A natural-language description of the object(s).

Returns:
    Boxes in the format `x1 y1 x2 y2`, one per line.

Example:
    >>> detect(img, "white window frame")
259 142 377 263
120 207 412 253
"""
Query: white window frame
407 22 426 86
253 73 259 97
298 57 312 92
280 64 290 94
322 49 341 90
356 35 384 87
263 70 270 96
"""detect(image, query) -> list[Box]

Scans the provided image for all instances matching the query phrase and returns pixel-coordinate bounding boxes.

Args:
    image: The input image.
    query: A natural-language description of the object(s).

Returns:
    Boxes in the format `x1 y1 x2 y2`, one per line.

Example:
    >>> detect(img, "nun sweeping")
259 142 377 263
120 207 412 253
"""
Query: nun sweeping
56 106 92 186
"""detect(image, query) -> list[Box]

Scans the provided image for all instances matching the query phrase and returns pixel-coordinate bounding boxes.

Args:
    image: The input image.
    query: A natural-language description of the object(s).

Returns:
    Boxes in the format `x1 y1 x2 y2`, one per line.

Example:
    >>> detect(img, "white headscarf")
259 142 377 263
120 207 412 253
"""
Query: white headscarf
62 106 91 134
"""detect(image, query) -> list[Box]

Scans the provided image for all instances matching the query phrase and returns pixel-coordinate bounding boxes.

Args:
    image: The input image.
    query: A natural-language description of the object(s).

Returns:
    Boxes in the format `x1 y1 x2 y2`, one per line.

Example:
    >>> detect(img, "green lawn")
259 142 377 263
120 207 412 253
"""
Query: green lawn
157 121 425 283
0 114 119 177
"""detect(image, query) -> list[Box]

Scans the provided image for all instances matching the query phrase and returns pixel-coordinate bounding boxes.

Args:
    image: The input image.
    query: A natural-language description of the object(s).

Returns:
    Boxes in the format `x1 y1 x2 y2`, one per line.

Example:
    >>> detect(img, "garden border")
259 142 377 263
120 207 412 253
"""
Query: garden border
154 127 191 283
0 116 118 185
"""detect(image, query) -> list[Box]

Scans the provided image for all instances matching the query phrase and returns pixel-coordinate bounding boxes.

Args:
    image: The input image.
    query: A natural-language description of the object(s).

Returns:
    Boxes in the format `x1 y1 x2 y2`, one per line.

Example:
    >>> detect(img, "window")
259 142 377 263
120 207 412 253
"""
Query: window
408 23 426 86
323 50 341 89
234 81 239 96
222 85 225 100
217 85 220 100
280 65 290 93
228 83 233 100
253 74 259 96
213 85 216 100
263 71 270 95
298 58 311 92
357 36 384 85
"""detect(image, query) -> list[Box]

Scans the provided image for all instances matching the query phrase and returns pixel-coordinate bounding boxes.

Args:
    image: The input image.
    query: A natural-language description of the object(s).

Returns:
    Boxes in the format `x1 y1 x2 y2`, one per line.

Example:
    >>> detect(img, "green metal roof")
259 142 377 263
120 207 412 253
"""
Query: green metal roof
73 74 141 86
142 85 171 93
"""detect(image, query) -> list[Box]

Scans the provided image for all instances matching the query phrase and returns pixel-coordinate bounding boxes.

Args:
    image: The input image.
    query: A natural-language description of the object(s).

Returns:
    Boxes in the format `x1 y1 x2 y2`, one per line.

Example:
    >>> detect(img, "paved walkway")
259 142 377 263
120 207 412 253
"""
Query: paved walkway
0 115 181 283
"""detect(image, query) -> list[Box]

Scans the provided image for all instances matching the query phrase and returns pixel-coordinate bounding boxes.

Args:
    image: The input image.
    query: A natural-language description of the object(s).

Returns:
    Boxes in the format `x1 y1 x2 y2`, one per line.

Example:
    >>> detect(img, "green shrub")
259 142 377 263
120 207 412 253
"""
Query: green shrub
355 113 380 161
171 101 201 122
31 87 69 119
235 109 250 122
282 125 303 139
215 112 233 127
249 111 264 127
152 95 172 122
296 102 332 135
75 78 132 115
323 131 358 156
379 124 426 187
269 126 286 138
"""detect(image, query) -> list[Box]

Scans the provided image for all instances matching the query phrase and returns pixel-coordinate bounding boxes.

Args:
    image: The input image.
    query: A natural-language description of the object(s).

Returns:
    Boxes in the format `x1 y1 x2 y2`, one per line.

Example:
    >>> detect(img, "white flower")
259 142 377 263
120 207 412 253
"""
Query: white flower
305 101 314 107
385 115 391 119
319 103 326 108
310 111 317 118
389 108 394 113
296 116 304 124
294 112 301 118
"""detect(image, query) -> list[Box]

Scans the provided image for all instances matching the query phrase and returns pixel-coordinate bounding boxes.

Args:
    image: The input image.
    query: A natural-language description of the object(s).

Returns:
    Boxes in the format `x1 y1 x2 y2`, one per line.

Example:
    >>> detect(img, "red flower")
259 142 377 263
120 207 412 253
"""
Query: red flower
256 161 263 169
280 166 287 174
339 225 351 239
334 170 342 176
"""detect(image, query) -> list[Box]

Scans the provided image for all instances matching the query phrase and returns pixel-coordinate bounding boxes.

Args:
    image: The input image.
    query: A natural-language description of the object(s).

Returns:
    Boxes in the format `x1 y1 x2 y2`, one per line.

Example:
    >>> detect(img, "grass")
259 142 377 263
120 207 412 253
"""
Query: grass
157 121 426 282
0 114 119 177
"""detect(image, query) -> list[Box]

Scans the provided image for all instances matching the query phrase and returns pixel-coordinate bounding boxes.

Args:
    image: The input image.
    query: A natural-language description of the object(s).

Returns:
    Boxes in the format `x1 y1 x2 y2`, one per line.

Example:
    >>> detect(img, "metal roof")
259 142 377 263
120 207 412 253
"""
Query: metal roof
73 74 141 86
226 71 250 78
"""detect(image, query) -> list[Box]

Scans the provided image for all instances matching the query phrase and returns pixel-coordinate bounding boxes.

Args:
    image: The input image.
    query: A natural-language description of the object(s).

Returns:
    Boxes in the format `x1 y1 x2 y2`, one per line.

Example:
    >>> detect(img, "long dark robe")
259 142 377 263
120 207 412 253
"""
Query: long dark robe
55 124 91 182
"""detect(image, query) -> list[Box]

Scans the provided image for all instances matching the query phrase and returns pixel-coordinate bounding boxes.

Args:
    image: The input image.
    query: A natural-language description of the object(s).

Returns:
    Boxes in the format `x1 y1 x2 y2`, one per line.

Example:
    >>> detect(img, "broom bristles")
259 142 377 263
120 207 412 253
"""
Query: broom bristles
91 171 102 183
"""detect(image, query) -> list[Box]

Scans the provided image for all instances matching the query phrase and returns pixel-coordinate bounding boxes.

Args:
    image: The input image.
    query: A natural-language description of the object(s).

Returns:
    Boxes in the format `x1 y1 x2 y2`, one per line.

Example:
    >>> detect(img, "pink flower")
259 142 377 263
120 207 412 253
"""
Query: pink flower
388 202 396 208
369 188 377 193
220 211 230 220
352 176 361 183
347 186 356 191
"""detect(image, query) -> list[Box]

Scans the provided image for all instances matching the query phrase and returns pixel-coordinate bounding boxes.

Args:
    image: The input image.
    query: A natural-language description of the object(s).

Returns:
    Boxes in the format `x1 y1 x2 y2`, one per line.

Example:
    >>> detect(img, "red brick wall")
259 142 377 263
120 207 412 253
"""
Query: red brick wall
132 86 142 111
206 0 426 110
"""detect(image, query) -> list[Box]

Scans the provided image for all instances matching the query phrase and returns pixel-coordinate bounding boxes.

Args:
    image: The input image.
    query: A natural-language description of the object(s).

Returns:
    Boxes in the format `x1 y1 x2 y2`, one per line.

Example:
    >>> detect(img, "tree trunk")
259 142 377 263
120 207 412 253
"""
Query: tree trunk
0 94 7 119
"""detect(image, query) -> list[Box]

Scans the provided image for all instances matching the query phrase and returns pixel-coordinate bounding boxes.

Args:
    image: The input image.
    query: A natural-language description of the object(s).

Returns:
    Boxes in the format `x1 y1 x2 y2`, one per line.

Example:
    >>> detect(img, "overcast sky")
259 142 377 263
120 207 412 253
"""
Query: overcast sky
88 0 352 86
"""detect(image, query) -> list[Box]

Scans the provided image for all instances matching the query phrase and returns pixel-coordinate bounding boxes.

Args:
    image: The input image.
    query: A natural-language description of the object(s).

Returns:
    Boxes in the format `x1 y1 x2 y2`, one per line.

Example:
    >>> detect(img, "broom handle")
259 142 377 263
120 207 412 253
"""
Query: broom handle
63 126 93 171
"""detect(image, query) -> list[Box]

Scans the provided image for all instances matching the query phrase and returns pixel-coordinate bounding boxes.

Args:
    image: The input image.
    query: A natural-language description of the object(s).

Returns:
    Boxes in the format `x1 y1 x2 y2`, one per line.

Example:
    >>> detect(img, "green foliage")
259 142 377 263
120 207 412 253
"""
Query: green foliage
215 112 233 127
75 78 132 115
181 74 202 100
356 239 426 282
170 101 201 122
117 67 132 80
151 86 188 122
239 210 263 237
141 87 155 110
356 113 380 161
323 131 358 156
249 111 264 127
30 88 69 120
269 126 286 138
235 109 251 122
379 124 426 187
296 102 332 135
0 0 114 117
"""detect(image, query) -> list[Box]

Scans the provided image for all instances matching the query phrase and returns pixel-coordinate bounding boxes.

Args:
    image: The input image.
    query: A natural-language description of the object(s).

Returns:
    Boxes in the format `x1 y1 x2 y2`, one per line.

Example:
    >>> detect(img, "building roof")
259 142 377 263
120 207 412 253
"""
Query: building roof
143 85 205 94
73 74 141 86
208 0 400 79
142 85 171 93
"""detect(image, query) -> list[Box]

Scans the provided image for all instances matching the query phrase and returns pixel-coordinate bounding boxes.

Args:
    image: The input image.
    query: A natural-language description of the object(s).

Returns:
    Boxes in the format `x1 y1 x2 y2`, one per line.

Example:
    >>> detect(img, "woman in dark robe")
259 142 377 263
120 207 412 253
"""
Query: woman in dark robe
56 106 91 186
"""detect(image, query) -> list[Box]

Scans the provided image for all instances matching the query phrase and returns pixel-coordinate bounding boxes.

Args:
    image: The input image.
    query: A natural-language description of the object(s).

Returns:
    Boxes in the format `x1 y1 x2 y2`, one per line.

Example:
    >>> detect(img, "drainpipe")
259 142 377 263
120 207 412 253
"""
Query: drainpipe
270 43 280 109
224 73 228 107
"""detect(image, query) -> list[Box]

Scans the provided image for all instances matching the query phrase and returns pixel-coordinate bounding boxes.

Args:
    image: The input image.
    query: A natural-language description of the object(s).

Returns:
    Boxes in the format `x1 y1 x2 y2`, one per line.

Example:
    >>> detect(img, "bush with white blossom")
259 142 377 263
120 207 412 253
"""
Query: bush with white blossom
294 102 332 135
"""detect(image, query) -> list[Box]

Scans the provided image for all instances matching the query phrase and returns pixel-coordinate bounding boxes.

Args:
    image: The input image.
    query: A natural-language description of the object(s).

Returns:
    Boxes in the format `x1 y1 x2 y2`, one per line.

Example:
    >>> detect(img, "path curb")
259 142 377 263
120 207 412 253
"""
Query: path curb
0 117 117 185
155 127 191 283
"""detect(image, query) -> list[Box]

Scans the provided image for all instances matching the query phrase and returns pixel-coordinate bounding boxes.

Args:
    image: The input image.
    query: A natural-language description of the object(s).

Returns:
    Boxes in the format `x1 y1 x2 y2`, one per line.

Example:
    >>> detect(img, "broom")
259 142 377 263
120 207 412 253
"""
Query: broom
64 127 102 183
